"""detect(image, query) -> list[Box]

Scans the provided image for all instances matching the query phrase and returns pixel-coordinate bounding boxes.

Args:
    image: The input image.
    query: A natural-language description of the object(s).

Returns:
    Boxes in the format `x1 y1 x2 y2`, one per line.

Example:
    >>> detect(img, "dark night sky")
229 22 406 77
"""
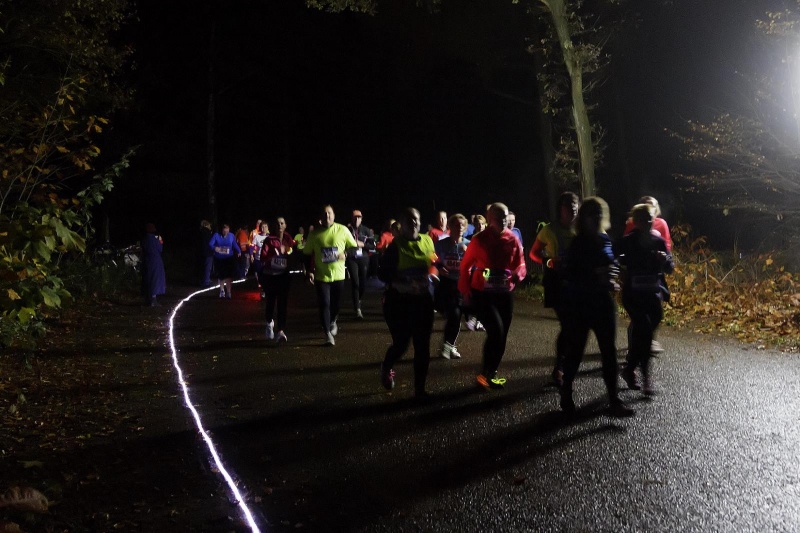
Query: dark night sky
104 0 783 249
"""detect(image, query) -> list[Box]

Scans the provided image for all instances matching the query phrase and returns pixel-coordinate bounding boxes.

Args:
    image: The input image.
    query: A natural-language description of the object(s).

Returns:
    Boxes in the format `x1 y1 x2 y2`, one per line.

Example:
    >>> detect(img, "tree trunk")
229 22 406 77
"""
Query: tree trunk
206 20 218 226
543 0 596 198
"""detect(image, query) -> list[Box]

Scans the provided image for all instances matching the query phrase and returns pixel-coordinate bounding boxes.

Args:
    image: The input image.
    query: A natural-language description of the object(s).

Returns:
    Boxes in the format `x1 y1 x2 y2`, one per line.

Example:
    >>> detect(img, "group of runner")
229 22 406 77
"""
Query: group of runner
211 195 673 417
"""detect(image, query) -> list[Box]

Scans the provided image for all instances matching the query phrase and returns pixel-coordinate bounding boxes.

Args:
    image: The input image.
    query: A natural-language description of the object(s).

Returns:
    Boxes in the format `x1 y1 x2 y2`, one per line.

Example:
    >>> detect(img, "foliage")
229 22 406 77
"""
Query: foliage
518 0 629 196
665 224 800 350
0 1 135 350
672 2 800 244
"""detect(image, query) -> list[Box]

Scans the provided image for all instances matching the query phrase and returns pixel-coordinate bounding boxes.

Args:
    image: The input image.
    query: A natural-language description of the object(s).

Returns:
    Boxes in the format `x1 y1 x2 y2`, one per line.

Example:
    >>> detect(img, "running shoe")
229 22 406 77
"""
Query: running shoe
275 331 288 344
265 320 274 340
440 342 461 360
476 321 486 332
330 321 338 336
355 308 364 320
325 332 336 346
476 373 506 390
380 364 395 390
260 292 266 300
219 288 225 298
621 366 641 391
608 399 635 417
465 317 478 331
642 374 656 396
650 340 665 354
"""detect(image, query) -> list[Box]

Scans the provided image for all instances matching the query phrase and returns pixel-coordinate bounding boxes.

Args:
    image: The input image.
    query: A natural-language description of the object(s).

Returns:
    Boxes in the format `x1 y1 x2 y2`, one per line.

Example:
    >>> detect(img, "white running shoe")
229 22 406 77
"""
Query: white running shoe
276 330 288 344
465 317 477 331
330 321 338 336
441 342 461 360
325 332 336 346
265 320 274 340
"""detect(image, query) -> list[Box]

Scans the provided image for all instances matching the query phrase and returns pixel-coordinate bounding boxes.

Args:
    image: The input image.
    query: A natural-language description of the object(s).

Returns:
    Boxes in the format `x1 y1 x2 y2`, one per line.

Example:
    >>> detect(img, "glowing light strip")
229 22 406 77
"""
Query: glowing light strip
167 280 262 533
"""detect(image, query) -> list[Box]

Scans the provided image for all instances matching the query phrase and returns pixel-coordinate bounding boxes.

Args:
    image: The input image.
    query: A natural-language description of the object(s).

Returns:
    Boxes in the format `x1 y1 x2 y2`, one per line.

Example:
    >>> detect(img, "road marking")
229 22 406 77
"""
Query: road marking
168 280 261 533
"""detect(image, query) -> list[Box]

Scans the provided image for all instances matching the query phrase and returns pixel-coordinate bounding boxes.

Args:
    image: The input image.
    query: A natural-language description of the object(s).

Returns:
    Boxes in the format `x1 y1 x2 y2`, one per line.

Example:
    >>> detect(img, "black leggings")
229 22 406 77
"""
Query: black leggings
471 290 514 377
261 273 291 331
314 280 344 333
435 277 463 345
382 291 434 392
562 291 619 399
346 256 369 310
623 293 663 378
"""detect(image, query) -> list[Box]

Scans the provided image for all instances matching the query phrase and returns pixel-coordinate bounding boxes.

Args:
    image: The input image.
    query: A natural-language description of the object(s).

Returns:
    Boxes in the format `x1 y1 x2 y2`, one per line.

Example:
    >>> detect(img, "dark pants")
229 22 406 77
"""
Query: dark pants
562 291 619 399
382 290 434 392
554 304 568 372
201 256 213 286
346 255 370 310
262 273 291 331
434 277 463 345
623 293 663 379
314 280 344 333
471 290 514 377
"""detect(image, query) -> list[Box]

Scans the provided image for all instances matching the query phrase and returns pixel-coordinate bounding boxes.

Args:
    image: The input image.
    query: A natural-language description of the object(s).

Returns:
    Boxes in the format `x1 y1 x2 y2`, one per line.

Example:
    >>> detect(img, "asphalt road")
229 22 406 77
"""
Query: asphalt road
172 277 800 533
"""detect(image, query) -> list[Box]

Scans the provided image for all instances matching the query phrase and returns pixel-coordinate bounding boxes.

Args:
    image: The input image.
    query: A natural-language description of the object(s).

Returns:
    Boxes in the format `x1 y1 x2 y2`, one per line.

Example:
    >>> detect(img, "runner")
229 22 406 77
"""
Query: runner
458 203 526 390
559 197 634 417
260 216 296 344
209 224 241 299
346 209 375 319
529 191 579 385
433 214 470 359
251 221 269 300
428 210 448 241
378 207 437 398
302 205 358 346
616 203 674 395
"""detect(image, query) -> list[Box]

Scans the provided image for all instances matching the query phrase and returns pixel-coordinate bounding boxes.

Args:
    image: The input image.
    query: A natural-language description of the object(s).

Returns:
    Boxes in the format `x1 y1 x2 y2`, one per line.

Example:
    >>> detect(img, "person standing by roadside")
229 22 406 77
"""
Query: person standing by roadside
198 220 213 287
617 203 674 395
529 191 579 386
559 197 633 417
260 217 297 344
428 210 448 241
346 209 375 319
209 224 241 299
433 214 470 360
141 223 166 307
303 205 358 346
459 203 527 390
378 208 437 398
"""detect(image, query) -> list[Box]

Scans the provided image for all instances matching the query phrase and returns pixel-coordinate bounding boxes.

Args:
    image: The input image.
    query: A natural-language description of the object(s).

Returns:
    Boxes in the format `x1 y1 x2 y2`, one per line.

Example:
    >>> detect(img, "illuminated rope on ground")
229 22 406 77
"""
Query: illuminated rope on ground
167 280 262 533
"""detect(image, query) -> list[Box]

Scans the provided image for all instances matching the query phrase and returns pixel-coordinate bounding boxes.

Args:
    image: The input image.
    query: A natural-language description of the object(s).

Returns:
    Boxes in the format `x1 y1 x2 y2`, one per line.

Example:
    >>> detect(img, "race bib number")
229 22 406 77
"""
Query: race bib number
445 258 461 271
483 269 511 292
270 256 288 272
321 247 339 263
218 246 230 255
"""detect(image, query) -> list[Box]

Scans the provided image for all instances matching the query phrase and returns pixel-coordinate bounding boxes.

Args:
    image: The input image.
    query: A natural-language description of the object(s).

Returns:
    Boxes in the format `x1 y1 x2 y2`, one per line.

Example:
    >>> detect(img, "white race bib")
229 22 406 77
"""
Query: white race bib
322 247 339 263
270 256 288 272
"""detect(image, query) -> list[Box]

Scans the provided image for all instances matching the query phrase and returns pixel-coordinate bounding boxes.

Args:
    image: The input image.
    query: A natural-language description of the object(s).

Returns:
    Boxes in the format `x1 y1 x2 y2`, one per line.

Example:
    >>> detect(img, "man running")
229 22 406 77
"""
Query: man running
303 205 359 346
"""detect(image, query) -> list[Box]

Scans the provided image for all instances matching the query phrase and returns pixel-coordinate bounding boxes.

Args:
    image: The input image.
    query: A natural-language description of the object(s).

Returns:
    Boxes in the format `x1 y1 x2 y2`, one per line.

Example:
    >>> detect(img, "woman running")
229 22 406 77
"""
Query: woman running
209 224 241 298
259 216 296 343
433 214 470 359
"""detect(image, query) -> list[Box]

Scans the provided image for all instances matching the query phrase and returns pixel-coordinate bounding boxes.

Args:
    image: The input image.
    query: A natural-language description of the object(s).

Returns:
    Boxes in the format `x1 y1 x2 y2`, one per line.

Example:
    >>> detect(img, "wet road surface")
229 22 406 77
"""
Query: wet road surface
172 278 800 532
